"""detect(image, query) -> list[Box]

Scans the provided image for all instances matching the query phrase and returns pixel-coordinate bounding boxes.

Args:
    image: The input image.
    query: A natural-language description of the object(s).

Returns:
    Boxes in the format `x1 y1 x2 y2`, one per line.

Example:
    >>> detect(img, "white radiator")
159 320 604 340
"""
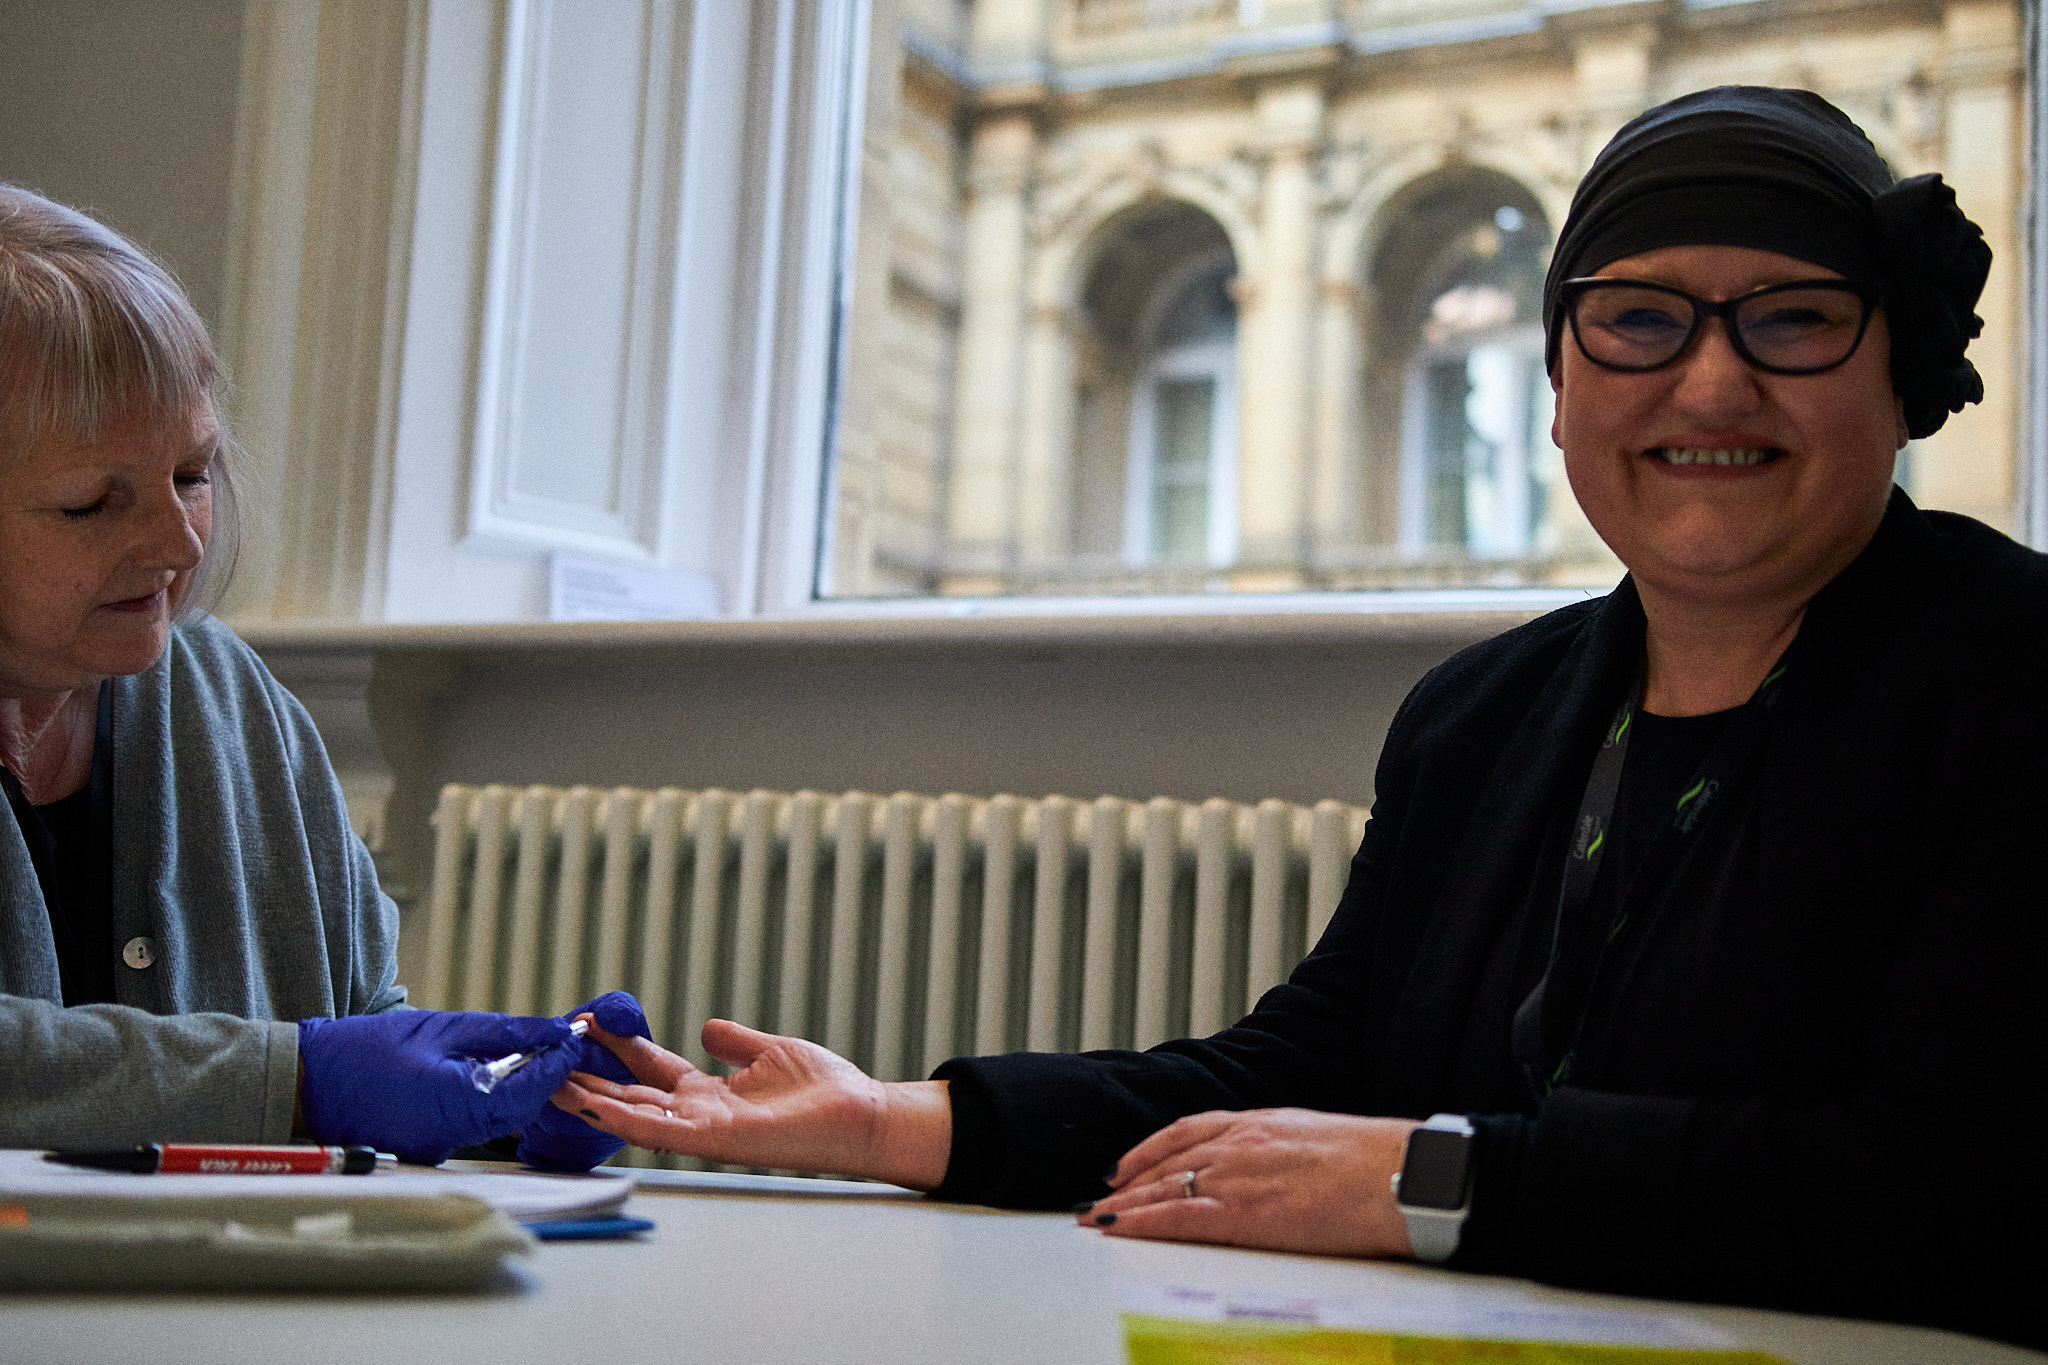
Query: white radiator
419 785 1367 1160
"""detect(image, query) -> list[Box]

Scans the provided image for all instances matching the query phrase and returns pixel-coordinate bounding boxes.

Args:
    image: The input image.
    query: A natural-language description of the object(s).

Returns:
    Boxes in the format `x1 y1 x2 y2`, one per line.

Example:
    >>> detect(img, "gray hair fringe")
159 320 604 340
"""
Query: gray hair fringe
0 182 241 617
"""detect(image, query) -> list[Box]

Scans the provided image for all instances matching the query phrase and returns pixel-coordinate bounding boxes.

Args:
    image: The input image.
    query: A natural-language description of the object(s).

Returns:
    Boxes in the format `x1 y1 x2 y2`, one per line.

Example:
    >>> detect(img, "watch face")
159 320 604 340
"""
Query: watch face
1398 1128 1472 1210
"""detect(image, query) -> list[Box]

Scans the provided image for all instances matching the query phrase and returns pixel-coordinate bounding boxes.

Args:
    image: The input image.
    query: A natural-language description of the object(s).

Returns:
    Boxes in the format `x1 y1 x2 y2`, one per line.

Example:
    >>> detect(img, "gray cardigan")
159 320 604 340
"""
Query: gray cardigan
0 617 406 1147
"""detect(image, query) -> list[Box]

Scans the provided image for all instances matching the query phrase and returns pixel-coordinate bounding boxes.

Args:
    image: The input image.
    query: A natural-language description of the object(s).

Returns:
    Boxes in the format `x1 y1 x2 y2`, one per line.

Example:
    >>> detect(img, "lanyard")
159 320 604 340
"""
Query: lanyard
1510 658 1790 1104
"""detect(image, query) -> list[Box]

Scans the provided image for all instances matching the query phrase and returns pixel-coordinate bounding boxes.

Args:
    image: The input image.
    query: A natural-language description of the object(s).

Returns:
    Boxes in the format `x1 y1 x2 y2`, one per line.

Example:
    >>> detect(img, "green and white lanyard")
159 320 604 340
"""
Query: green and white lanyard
1510 659 1790 1104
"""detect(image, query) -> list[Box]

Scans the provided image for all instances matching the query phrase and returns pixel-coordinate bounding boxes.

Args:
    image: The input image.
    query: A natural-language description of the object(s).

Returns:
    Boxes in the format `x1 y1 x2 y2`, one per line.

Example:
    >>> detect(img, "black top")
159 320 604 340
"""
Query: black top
1528 706 1738 1097
933 490 2048 1348
0 681 116 1006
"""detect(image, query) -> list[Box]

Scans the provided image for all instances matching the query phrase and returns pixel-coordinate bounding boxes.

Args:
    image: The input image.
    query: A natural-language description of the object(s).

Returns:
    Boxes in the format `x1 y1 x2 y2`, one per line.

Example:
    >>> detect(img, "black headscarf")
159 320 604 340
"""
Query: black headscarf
1542 86 1991 439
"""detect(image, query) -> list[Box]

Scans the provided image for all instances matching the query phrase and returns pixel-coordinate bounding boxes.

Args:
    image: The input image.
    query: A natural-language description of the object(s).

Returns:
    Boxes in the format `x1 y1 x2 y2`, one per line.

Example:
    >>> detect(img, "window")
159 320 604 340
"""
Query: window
206 0 2040 625
1375 173 1607 584
818 0 2031 605
1070 205 1240 576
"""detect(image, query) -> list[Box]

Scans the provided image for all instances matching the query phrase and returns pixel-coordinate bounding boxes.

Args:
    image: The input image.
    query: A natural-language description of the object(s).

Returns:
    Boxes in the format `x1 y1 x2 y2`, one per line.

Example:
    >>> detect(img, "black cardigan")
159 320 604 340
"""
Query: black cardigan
936 491 2048 1347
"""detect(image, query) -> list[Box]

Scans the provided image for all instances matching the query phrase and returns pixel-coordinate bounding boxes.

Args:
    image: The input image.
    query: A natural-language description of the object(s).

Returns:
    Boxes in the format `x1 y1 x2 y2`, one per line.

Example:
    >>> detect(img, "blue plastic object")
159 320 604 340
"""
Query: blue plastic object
524 1216 657 1242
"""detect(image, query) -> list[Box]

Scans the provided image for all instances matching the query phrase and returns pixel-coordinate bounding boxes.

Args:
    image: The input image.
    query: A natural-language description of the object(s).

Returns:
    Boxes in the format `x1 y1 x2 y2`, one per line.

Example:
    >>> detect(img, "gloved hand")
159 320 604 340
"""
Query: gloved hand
515 990 653 1172
297 1009 580 1166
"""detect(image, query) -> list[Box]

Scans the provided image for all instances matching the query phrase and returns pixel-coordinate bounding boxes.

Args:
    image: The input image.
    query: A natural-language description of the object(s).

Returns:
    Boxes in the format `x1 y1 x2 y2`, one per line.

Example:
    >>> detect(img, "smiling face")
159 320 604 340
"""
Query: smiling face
1552 245 1907 612
0 402 216 697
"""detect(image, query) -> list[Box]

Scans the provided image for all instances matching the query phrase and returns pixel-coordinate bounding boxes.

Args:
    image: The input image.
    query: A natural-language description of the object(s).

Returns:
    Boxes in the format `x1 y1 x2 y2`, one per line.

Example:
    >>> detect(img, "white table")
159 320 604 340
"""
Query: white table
0 1168 2036 1365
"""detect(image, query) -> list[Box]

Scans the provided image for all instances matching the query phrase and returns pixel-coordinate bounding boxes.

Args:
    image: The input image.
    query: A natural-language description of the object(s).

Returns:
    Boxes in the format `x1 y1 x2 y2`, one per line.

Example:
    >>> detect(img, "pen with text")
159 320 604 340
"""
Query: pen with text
42 1143 379 1174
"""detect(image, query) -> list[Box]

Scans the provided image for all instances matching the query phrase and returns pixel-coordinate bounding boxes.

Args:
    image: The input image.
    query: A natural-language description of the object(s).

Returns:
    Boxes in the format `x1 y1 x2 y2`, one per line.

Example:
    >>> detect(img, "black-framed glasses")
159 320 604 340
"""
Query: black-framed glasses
1560 277 1881 375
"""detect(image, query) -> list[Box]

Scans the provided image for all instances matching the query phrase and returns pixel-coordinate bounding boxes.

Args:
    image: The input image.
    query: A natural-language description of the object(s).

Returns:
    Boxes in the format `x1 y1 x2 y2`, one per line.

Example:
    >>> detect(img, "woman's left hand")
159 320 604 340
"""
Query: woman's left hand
1080 1108 1421 1258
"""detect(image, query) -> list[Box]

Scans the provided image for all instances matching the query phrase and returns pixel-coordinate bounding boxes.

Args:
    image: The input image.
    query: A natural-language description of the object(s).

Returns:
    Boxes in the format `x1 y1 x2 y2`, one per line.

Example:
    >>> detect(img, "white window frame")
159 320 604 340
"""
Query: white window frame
223 0 2048 628
1123 341 1240 569
1397 326 1551 561
755 4 1601 622
777 1 2048 622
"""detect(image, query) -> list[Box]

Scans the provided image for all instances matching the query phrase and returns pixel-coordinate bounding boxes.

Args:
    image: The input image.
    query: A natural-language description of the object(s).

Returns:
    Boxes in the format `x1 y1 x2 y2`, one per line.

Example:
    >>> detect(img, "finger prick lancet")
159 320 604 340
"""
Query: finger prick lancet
468 1018 589 1093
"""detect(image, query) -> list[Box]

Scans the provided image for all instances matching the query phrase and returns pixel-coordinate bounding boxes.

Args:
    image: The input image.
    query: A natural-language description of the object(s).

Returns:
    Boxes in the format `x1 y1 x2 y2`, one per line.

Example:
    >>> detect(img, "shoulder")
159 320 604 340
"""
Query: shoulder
1880 510 2048 679
1395 597 1609 742
1920 509 2048 607
160 614 294 703
162 613 278 680
138 616 313 755
1914 512 2048 739
1368 593 1624 813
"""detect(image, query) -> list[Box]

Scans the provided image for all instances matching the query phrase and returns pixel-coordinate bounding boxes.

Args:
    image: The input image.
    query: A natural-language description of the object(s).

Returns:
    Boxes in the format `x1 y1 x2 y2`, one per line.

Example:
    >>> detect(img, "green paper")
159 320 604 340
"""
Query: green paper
1123 1313 1790 1365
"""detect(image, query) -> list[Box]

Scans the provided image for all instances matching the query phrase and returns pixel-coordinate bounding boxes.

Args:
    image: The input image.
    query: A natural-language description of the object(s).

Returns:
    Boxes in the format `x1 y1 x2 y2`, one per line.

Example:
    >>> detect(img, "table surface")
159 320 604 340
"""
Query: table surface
0 1167 2037 1365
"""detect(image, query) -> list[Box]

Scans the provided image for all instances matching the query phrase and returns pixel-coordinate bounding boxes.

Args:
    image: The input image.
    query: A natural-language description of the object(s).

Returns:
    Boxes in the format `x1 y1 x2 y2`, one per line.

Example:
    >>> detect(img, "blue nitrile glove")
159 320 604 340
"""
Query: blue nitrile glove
515 990 653 1172
297 1010 581 1166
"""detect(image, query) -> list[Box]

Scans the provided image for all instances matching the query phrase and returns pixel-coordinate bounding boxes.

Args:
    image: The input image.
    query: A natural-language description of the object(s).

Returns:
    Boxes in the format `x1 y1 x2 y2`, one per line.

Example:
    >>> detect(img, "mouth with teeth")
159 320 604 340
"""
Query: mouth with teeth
1647 446 1786 468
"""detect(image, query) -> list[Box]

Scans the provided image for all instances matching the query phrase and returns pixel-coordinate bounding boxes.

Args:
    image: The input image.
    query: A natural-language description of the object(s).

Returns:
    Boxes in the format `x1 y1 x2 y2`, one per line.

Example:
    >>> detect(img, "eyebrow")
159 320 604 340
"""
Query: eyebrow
1597 269 1846 293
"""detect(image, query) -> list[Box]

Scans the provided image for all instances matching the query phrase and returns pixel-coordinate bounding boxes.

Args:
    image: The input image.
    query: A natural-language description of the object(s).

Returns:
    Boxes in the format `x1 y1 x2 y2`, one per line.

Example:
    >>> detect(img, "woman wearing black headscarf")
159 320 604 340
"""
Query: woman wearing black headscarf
564 89 2042 1344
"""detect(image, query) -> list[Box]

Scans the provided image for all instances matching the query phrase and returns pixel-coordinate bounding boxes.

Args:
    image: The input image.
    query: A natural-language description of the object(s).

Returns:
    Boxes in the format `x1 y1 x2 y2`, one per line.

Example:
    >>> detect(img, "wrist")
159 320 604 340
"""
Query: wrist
1391 1113 1477 1262
869 1080 953 1190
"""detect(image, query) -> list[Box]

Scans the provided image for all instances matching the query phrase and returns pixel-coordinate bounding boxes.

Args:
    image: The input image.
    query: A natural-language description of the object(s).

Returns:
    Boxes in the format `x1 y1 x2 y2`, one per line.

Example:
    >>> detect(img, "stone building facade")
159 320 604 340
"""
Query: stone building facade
824 0 2024 598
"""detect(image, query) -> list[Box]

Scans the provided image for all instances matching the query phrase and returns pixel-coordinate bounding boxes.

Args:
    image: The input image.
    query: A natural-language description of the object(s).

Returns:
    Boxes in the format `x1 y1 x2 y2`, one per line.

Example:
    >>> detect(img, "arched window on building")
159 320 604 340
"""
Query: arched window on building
1072 201 1239 572
1370 172 1557 565
1125 249 1237 566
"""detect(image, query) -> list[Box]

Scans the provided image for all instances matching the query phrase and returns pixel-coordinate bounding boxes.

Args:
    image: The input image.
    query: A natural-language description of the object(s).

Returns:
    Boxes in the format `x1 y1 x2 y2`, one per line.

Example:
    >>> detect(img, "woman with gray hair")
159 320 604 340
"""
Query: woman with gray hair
0 184 645 1170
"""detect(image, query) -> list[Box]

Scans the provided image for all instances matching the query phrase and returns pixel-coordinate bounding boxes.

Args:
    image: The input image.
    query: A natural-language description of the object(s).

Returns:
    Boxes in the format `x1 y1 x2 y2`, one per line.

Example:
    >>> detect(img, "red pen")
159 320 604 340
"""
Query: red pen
42 1143 378 1175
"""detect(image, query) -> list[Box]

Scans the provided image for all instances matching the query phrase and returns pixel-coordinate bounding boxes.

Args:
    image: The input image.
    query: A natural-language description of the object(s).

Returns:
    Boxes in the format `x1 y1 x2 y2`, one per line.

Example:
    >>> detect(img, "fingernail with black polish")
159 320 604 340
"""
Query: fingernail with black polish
1094 1212 1118 1227
1101 1166 1121 1184
1070 1201 1096 1214
579 1108 600 1120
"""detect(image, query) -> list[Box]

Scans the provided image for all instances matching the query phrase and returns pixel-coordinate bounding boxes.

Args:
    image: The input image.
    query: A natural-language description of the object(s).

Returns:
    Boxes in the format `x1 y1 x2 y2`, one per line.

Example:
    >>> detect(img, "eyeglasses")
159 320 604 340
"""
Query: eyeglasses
1560 277 1881 375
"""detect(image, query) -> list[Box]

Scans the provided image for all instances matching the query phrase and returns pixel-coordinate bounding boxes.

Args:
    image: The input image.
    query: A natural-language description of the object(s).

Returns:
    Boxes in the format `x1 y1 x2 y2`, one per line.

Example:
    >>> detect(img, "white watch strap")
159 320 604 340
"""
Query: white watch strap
1393 1113 1475 1263
1400 1204 1467 1262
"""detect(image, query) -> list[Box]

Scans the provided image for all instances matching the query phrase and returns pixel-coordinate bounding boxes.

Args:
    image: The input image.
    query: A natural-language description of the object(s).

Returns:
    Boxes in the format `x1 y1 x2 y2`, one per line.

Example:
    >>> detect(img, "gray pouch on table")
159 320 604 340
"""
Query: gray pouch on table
0 1192 532 1293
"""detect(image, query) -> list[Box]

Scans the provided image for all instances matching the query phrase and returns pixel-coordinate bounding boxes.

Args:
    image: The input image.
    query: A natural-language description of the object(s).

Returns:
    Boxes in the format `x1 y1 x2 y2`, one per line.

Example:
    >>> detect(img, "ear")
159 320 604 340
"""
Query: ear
1549 363 1565 448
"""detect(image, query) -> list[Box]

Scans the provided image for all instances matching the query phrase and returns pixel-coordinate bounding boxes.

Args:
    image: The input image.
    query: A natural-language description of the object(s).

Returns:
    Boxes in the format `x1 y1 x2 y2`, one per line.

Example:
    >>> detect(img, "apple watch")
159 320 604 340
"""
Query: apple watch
1390 1113 1476 1262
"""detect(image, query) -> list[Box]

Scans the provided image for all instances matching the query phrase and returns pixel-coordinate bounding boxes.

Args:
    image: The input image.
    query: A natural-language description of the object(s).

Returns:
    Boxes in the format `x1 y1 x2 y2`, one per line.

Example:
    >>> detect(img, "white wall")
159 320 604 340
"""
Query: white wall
205 0 861 627
0 0 246 330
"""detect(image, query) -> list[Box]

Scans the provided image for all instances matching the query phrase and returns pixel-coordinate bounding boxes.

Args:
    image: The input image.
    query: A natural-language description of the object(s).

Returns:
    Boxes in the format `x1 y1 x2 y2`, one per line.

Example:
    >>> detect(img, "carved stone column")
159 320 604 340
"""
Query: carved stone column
1016 301 1083 566
946 113 1037 580
1922 0 2021 532
1570 21 1656 154
968 0 1049 83
1310 277 1365 563
1235 80 1324 581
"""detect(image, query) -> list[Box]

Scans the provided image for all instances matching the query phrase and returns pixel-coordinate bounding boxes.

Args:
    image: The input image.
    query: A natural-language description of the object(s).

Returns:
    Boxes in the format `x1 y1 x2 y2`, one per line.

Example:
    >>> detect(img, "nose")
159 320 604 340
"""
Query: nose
134 483 208 574
1667 316 1764 417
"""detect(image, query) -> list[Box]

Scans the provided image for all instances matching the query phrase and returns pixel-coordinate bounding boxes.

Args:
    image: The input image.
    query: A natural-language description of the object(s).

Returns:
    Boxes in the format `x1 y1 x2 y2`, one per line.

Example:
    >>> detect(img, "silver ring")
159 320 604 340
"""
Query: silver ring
664 1108 674 1119
1179 1170 1198 1200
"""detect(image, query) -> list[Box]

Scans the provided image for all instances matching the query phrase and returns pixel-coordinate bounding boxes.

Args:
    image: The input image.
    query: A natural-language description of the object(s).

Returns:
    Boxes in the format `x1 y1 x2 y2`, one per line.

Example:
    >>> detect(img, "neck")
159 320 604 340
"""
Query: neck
1636 582 1808 718
0 685 98 804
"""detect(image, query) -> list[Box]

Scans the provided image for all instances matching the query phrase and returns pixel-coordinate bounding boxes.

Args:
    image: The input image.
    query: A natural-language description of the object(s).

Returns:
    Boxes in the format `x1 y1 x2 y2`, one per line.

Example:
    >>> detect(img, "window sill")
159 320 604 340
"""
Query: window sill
228 587 1598 656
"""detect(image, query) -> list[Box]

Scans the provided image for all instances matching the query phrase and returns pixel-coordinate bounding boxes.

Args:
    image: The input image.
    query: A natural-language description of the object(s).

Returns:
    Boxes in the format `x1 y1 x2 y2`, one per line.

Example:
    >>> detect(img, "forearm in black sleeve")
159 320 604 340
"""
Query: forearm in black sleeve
931 814 1398 1209
925 681 1441 1212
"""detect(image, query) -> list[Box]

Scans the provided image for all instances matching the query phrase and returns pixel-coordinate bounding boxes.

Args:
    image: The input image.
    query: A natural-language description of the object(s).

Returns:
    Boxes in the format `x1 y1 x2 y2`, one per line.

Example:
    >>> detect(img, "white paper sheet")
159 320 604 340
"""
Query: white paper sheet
1120 1283 1740 1349
0 1149 632 1221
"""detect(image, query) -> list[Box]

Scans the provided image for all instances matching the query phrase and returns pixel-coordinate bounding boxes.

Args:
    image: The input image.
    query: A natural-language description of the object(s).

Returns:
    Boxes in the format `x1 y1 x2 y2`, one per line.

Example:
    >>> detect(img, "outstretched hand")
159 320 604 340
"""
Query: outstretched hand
1079 1108 1420 1258
554 1018 952 1190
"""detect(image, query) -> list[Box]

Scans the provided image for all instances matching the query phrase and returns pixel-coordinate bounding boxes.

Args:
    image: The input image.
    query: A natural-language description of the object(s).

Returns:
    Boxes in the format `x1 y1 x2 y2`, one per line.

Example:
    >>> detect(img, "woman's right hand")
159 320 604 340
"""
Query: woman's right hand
556 1018 953 1190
